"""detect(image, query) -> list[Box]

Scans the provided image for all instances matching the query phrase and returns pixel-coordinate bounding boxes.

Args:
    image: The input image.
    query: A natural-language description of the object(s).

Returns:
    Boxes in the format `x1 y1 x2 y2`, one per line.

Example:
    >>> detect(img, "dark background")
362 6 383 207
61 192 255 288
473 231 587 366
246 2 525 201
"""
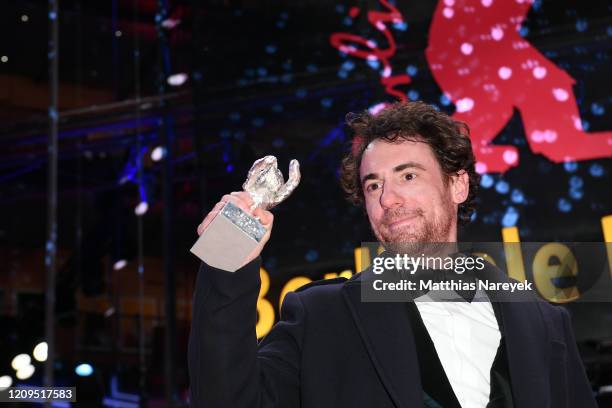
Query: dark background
0 0 610 405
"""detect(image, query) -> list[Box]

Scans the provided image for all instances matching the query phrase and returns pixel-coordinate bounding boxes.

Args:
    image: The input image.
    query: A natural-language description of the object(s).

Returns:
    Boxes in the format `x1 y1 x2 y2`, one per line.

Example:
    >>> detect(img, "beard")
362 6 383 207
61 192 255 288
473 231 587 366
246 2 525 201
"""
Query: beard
371 200 455 256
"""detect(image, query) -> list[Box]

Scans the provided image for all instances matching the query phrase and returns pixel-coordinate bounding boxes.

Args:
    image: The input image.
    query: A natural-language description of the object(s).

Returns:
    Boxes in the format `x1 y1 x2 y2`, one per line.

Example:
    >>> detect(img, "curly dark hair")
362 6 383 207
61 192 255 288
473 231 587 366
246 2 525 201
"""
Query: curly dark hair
339 101 480 225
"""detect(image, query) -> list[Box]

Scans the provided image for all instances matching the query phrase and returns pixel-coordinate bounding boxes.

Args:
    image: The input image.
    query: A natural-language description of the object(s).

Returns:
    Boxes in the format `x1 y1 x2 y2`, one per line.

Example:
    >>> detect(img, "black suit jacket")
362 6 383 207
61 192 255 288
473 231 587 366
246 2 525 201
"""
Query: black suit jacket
188 257 596 408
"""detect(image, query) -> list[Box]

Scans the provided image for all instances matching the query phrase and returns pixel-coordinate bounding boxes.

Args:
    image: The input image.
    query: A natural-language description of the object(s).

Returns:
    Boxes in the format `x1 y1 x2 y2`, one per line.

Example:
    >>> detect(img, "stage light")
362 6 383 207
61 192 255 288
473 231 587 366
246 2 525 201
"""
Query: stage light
75 363 93 377
33 342 48 362
161 18 181 29
21 15 29 22
113 260 127 271
16 365 35 380
1 56 7 63
0 376 12 391
151 146 166 161
115 30 122 38
104 307 116 318
11 354 30 371
368 103 386 115
134 201 148 216
167 73 188 87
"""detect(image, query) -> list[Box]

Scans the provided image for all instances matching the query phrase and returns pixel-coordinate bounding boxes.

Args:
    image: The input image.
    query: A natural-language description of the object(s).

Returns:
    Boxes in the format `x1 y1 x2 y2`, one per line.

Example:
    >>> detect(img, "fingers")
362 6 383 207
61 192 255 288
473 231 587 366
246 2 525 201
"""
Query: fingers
221 192 254 214
230 191 254 208
197 200 225 236
197 191 258 236
252 206 274 228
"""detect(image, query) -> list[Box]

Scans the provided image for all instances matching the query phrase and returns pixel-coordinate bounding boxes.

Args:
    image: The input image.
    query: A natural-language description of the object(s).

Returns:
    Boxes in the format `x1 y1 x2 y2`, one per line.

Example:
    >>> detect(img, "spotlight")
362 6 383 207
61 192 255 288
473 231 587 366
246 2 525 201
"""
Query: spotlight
134 201 148 216
151 146 166 161
368 102 387 115
16 365 35 380
167 73 188 87
11 354 31 371
21 15 29 22
113 260 127 271
0 375 12 391
1 56 8 63
33 342 48 362
161 18 181 29
75 363 93 377
104 307 116 318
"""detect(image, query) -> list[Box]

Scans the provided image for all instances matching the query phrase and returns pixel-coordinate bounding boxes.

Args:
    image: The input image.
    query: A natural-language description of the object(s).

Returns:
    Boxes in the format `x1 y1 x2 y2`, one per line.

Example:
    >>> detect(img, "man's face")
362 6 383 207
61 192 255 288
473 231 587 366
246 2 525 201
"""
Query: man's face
359 138 469 253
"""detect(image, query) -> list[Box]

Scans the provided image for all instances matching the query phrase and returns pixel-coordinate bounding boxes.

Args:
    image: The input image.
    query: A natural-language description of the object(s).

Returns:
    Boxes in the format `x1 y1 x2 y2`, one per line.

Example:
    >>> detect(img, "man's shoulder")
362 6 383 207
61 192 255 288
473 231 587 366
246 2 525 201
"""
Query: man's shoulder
295 277 349 294
294 272 363 298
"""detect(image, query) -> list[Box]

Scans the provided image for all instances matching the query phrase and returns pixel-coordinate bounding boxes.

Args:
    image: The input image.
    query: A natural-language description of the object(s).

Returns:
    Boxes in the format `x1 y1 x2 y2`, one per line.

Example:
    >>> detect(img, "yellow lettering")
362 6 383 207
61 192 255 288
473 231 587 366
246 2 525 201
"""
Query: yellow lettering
354 247 371 272
602 215 612 279
502 227 526 281
256 267 275 339
278 276 312 313
533 243 579 303
324 269 353 280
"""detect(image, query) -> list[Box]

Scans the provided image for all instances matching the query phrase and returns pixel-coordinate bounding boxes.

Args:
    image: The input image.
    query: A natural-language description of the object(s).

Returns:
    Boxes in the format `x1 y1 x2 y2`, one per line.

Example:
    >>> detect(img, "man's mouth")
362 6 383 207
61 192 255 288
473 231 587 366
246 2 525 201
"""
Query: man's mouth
386 214 420 229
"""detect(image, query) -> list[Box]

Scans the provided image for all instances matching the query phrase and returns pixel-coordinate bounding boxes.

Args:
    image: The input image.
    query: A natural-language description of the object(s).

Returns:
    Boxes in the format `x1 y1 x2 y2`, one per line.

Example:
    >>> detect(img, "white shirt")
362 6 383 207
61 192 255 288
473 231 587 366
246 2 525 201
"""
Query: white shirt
415 287 501 408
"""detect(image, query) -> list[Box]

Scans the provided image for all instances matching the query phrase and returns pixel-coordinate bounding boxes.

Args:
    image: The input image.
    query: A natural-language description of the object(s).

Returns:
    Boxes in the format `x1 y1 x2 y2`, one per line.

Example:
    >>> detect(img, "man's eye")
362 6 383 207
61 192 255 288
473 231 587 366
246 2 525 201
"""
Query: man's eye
403 173 415 181
365 182 381 192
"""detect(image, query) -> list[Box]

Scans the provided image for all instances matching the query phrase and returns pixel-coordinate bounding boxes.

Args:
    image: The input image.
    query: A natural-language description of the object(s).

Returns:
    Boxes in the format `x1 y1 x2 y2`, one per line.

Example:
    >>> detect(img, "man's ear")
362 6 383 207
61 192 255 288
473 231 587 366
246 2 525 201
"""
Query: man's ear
450 170 469 205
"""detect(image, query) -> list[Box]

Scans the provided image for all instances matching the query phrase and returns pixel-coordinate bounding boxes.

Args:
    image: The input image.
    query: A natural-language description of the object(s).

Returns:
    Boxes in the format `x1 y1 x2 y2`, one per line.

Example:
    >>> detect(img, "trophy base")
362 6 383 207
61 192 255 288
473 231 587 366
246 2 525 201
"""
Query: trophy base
190 202 266 272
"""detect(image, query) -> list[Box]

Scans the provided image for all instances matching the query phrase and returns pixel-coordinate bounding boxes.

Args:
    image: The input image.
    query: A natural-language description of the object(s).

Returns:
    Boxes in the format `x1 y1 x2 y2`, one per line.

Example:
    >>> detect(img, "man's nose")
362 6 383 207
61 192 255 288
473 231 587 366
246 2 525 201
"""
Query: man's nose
379 184 404 209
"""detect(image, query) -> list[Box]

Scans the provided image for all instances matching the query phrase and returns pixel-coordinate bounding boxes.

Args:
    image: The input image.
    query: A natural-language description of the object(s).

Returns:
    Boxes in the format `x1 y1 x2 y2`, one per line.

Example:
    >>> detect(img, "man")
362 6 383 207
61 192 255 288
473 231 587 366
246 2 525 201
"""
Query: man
189 101 596 407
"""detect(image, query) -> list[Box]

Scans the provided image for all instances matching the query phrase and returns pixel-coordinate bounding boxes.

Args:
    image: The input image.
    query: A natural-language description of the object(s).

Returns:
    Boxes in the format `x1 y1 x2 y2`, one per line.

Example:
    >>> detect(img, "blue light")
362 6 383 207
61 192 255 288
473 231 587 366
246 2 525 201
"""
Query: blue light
393 21 408 31
341 60 355 71
563 161 578 173
519 26 529 37
589 163 604 177
257 67 268 77
407 90 419 101
306 64 318 73
406 65 418 76
440 94 451 106
582 120 590 131
569 176 583 189
532 0 542 11
569 187 583 200
367 59 380 70
502 207 519 228
576 19 588 32
557 198 572 213
510 189 525 204
495 180 510 194
343 16 353 26
265 44 277 54
305 250 319 262
480 174 494 189
320 98 333 108
75 363 93 377
295 88 307 98
590 103 604 116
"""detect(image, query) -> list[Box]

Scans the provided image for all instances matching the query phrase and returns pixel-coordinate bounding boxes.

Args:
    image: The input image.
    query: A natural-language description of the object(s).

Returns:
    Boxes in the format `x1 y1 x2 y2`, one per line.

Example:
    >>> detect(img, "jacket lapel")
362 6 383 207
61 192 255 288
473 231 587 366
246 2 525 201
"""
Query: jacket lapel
342 269 423 408
476 262 551 408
